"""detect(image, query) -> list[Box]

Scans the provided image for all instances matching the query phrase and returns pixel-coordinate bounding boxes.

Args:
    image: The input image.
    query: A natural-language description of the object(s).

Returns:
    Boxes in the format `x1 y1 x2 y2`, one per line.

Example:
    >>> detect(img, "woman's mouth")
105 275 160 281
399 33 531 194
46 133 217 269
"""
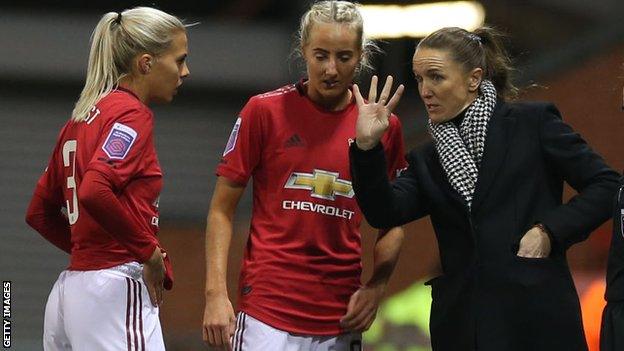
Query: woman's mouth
426 103 440 112
323 80 339 89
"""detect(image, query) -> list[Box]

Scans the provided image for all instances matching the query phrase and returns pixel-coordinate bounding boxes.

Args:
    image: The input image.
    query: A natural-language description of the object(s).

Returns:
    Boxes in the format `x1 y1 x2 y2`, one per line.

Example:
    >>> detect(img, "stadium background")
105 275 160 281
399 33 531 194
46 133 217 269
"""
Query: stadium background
1 0 622 349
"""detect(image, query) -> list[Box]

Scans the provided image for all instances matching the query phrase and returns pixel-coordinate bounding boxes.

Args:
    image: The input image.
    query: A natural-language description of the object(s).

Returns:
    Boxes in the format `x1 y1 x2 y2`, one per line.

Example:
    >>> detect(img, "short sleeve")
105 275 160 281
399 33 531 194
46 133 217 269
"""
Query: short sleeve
85 108 153 190
216 97 264 185
381 114 408 181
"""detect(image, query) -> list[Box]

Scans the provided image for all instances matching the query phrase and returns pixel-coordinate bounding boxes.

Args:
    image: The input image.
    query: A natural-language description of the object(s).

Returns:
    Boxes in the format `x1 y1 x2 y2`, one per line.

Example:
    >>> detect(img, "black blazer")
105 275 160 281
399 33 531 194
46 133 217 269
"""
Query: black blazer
350 101 619 351
606 181 624 302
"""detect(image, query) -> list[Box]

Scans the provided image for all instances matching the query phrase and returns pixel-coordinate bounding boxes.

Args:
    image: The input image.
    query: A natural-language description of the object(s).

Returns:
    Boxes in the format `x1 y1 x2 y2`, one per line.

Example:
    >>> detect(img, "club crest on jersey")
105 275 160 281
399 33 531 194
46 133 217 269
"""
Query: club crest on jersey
102 122 137 159
223 117 241 156
285 169 354 201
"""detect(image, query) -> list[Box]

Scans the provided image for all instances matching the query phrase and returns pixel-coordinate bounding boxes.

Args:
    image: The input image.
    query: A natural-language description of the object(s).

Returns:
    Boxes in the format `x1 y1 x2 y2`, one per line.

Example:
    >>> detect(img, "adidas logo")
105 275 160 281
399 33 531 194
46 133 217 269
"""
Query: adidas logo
285 134 305 148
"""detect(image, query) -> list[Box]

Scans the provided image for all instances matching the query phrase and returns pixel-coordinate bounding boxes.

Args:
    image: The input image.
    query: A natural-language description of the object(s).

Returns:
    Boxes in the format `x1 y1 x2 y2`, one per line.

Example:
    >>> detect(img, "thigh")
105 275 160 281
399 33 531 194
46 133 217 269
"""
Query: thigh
43 271 71 351
232 312 312 351
63 267 164 351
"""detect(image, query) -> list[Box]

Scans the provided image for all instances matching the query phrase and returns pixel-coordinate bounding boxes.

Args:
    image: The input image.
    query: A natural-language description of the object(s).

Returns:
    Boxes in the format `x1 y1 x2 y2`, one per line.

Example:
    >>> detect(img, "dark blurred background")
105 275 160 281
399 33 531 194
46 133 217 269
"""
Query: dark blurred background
1 1 623 350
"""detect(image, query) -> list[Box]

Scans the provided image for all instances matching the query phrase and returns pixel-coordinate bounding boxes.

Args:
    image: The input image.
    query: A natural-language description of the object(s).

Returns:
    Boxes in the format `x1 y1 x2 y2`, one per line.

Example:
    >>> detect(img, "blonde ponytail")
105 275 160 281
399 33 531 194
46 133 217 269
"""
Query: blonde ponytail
72 7 185 121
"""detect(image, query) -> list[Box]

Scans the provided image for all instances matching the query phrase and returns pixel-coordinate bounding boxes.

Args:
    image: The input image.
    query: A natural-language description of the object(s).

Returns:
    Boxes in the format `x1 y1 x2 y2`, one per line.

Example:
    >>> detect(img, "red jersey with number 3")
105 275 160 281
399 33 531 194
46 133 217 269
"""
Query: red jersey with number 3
35 89 167 276
217 81 407 335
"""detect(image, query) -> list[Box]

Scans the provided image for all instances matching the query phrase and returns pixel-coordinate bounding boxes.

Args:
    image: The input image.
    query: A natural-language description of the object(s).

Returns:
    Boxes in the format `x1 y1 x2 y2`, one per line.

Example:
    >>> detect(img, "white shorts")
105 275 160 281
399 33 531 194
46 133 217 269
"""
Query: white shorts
232 312 362 351
43 262 165 351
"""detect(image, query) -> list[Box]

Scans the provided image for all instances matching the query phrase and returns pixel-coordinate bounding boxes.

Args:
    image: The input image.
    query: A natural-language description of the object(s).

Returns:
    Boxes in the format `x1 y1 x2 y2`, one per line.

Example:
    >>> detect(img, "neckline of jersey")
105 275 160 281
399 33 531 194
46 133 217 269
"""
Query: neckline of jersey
114 86 143 105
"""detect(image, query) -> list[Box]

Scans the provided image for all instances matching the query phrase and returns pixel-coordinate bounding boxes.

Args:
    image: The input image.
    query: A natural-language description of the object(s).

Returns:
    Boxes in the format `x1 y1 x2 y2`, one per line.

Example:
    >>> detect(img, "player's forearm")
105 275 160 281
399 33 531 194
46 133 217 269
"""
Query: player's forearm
205 211 234 296
25 193 72 253
80 170 158 262
366 226 404 288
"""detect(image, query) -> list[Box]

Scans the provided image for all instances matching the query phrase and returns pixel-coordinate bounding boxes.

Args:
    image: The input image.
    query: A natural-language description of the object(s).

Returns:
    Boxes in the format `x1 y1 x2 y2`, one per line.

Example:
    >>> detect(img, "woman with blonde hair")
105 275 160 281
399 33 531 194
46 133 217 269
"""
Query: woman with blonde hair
25 6 189 350
202 1 406 350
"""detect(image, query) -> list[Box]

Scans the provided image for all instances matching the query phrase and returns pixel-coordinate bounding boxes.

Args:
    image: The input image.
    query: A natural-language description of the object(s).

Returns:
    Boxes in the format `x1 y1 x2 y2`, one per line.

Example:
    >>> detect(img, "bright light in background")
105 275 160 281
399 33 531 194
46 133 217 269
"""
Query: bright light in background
361 1 485 39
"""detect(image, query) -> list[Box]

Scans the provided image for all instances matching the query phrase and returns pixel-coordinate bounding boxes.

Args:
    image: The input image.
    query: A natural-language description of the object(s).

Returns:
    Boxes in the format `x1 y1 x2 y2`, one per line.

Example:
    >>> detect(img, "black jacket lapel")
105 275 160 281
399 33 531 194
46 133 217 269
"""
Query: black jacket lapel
425 143 467 209
471 101 514 212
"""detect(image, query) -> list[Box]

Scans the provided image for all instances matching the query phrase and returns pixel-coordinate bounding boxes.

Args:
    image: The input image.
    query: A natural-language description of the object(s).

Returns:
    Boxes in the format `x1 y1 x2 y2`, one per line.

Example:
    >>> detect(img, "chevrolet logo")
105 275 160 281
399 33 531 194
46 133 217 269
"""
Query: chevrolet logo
285 169 354 201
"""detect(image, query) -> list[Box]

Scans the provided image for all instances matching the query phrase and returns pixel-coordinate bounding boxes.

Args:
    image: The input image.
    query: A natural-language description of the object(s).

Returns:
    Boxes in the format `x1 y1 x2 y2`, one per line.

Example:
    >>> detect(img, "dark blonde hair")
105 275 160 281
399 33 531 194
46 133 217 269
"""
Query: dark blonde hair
417 26 518 100
293 0 379 73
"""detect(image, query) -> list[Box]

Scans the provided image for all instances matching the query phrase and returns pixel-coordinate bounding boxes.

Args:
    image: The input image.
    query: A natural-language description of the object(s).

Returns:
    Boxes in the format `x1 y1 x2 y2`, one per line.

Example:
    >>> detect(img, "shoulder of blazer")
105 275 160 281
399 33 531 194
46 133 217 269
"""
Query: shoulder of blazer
501 100 560 121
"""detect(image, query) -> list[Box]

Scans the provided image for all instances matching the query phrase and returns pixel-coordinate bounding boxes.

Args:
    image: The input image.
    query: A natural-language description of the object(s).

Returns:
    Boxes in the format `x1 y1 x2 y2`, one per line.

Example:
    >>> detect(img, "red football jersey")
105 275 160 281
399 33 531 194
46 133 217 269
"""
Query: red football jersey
217 81 407 335
34 89 172 285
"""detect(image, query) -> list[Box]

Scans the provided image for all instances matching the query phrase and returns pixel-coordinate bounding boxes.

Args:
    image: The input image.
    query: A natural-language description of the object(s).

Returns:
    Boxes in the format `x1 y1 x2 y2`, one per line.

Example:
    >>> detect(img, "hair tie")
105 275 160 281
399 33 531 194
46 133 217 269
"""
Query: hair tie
468 33 482 44
114 12 122 24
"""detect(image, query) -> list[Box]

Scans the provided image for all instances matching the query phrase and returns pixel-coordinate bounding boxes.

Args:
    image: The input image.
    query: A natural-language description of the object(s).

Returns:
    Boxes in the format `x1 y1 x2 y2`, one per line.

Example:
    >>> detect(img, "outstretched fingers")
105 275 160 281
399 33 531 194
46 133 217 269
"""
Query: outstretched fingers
355 75 404 116
378 75 394 104
386 84 405 112
368 75 378 102
352 84 365 107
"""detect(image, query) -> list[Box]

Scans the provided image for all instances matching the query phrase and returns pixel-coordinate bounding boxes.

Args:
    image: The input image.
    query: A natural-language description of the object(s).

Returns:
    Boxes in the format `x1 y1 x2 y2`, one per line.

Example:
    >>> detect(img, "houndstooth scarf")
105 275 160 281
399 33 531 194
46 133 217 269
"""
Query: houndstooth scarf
428 80 497 209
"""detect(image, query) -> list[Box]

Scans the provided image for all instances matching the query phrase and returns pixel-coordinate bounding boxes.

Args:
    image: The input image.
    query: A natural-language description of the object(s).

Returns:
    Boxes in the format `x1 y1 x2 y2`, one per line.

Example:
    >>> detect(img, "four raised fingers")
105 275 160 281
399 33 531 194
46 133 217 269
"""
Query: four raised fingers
358 75 403 111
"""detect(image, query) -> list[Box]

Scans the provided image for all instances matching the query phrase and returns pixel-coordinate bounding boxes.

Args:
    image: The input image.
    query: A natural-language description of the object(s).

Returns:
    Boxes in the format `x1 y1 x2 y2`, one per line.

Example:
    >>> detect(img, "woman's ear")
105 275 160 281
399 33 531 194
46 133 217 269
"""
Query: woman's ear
138 54 154 75
468 67 483 92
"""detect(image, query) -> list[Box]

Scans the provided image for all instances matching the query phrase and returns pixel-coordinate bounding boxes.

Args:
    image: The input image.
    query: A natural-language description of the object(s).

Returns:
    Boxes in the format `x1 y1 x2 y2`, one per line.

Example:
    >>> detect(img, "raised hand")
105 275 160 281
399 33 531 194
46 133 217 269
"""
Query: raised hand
353 75 404 150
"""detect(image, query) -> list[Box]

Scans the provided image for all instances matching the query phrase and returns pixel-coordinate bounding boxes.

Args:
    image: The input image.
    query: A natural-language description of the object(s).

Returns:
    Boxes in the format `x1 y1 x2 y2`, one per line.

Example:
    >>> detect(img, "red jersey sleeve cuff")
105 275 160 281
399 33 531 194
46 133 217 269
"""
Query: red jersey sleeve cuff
216 166 249 186
136 239 159 264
